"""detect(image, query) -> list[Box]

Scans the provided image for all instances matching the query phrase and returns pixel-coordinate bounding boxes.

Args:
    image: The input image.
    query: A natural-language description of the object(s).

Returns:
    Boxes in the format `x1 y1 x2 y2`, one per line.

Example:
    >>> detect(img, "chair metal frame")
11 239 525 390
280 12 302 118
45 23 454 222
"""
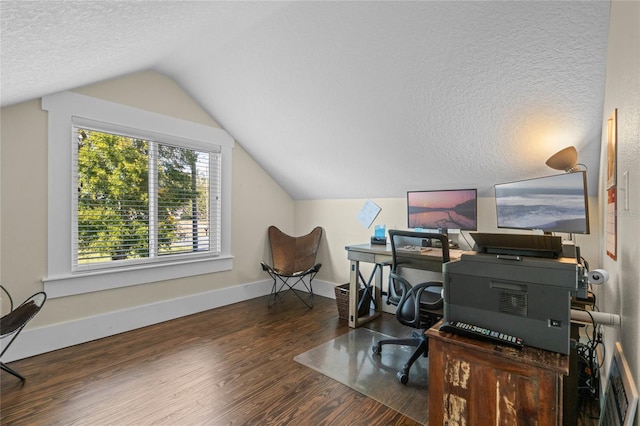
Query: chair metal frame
261 226 322 309
372 229 449 384
1 285 47 382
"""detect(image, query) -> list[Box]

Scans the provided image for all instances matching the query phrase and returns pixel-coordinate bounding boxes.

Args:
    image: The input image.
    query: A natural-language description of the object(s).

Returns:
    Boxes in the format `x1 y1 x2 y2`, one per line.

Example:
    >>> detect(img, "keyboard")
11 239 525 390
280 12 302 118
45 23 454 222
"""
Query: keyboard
439 320 524 349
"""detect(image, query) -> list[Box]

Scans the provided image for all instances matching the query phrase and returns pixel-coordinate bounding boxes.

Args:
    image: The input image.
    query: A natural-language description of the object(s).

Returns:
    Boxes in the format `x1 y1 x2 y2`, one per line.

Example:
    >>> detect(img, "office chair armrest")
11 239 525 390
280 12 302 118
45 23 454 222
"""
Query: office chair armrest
388 272 411 305
396 281 443 325
410 282 443 311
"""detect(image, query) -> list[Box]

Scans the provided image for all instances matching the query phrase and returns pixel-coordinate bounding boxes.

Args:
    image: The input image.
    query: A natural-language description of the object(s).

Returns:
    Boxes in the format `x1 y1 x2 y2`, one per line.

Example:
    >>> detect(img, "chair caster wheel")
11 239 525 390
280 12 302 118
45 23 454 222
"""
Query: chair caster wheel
397 371 409 385
372 344 381 355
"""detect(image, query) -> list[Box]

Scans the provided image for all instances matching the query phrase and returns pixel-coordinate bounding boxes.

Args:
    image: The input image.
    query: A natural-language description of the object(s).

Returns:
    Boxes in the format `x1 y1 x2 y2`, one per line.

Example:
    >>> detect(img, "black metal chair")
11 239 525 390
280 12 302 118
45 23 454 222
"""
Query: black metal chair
372 230 449 384
1 285 47 382
261 226 322 308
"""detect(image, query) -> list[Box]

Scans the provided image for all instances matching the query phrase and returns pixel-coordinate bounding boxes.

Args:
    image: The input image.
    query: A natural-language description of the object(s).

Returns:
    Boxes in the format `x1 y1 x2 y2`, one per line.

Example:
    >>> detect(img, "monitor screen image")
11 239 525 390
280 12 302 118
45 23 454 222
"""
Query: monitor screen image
495 171 590 234
407 189 477 231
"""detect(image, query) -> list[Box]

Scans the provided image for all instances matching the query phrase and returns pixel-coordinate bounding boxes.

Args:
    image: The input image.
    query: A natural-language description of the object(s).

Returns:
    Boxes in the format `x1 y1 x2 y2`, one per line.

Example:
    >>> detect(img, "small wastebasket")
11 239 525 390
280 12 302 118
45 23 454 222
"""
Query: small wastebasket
335 283 371 321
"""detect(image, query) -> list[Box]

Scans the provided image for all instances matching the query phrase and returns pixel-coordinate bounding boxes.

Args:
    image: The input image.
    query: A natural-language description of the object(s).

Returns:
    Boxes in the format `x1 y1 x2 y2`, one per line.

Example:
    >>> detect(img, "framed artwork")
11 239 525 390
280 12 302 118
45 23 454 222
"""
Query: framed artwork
356 199 381 228
607 109 617 189
599 342 638 426
606 187 617 261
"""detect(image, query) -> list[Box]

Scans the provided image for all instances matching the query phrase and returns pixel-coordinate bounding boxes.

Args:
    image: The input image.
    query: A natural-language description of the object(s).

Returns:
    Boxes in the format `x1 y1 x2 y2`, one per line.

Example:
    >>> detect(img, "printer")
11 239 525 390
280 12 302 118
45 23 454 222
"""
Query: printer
442 233 586 355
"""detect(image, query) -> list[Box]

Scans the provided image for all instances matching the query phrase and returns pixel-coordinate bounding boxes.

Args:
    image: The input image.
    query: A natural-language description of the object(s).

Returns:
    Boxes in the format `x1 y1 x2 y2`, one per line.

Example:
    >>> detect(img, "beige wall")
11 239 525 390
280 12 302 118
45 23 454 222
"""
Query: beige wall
0 70 294 327
1 99 49 310
597 0 640 400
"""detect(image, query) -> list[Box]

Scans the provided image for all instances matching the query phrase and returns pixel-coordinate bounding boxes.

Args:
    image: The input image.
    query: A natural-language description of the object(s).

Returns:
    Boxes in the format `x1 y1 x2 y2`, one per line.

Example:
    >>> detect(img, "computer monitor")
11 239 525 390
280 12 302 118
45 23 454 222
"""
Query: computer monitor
495 171 590 234
407 189 477 233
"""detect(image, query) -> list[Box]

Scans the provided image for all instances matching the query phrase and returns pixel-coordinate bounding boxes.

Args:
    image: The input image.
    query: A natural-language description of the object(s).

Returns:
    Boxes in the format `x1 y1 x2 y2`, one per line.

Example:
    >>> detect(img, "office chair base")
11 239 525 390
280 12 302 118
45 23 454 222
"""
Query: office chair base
372 330 429 385
1 361 25 383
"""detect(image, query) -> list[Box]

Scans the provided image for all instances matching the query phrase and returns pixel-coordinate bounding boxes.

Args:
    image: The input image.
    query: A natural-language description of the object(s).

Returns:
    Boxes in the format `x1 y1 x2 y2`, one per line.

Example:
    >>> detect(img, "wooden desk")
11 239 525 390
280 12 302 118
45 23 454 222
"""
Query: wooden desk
344 243 461 328
427 321 570 425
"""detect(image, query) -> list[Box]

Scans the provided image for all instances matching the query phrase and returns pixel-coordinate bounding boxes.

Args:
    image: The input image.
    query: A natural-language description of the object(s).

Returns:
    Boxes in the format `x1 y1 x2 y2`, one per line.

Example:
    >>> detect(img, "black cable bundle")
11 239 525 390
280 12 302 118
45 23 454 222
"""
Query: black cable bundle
576 302 605 419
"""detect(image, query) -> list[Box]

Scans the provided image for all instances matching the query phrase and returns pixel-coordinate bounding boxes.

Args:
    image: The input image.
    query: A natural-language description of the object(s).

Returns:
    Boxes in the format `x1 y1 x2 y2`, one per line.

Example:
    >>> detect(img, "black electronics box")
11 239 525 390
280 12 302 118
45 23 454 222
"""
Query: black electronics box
370 236 387 245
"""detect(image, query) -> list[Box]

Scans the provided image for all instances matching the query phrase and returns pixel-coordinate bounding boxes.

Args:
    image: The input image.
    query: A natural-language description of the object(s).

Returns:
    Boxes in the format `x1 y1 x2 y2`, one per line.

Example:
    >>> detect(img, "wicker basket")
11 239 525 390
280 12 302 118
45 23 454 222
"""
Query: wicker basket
335 283 370 321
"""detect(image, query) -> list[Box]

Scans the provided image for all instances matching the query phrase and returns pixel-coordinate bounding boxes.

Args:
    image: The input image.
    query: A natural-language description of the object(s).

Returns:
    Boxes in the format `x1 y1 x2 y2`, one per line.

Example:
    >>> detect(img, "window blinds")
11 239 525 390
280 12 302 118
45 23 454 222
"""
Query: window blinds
72 125 221 272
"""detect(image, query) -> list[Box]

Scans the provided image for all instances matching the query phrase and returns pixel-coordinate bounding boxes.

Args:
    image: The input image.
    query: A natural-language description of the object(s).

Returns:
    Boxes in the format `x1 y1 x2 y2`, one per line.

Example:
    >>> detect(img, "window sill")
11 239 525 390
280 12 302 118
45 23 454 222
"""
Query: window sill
43 255 233 298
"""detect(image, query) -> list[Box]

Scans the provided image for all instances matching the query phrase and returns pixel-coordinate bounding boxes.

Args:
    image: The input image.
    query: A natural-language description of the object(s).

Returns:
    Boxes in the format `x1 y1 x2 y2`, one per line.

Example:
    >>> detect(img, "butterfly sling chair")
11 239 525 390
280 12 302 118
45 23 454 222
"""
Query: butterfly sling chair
261 226 322 308
1 285 47 382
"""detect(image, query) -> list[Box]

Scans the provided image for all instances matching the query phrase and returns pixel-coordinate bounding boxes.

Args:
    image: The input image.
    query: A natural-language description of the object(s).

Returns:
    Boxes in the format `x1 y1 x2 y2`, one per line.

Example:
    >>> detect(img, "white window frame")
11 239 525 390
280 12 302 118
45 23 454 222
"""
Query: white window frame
42 91 234 298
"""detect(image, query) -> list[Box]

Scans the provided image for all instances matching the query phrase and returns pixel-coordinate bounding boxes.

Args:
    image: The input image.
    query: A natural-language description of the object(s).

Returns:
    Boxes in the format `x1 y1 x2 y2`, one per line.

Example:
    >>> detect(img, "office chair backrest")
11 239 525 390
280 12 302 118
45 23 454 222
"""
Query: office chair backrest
268 226 322 275
389 230 450 269
387 229 449 309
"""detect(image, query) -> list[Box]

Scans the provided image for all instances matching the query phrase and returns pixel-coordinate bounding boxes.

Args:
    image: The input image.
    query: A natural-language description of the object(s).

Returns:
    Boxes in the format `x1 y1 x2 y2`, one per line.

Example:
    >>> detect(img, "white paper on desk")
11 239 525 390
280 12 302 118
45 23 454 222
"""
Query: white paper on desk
356 199 381 229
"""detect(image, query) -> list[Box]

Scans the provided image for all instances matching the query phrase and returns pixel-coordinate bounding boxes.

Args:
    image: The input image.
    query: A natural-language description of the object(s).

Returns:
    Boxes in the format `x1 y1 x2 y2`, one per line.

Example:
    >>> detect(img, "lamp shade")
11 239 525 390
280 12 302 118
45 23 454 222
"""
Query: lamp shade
546 146 579 172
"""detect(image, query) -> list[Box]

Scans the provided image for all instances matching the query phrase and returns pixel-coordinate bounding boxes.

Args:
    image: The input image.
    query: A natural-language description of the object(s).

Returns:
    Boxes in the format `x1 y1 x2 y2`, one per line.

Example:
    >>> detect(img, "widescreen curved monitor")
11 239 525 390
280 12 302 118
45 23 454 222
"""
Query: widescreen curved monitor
495 171 590 234
407 189 477 232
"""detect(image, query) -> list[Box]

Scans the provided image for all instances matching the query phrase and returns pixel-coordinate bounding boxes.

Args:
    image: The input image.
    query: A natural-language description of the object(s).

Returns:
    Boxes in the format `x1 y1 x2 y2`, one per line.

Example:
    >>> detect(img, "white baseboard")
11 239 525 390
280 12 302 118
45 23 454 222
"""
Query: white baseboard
2 279 338 362
313 279 337 299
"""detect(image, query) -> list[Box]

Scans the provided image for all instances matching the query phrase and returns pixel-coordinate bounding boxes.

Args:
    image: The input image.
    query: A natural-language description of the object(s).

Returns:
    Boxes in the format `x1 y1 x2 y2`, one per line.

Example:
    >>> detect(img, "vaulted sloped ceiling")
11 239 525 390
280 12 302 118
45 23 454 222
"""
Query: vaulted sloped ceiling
1 1 609 199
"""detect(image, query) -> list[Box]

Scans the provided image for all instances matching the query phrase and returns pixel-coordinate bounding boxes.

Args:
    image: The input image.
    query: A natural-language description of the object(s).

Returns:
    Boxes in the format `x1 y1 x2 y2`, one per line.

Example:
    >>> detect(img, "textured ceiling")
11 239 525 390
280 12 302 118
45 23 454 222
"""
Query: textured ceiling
1 1 610 199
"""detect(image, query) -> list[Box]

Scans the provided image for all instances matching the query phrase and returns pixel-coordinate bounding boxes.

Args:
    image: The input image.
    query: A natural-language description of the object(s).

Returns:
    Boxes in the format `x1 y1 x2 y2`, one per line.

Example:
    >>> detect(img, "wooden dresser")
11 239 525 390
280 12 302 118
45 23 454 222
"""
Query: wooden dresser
427 322 571 425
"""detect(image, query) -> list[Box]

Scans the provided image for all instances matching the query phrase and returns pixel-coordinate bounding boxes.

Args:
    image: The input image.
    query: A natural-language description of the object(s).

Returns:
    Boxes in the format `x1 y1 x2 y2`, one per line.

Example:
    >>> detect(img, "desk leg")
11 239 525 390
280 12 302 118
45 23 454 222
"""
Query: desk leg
373 262 383 315
348 259 383 328
348 259 359 328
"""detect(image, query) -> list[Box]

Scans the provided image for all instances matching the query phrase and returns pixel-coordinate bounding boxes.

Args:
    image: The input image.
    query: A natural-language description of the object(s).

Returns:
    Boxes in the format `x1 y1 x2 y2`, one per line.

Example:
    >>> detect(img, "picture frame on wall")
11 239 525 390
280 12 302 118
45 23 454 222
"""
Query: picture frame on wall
598 342 638 426
607 187 617 261
605 108 618 260
607 109 617 189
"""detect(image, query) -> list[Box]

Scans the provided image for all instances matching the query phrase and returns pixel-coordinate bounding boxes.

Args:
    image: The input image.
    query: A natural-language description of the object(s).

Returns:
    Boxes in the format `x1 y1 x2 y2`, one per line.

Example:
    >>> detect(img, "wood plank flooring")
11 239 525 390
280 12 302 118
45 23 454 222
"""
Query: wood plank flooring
1 293 421 425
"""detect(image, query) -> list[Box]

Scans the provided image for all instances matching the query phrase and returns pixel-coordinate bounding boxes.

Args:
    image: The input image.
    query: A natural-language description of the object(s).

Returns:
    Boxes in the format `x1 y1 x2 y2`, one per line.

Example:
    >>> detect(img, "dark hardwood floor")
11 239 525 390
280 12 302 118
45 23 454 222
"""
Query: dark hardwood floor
1 293 421 425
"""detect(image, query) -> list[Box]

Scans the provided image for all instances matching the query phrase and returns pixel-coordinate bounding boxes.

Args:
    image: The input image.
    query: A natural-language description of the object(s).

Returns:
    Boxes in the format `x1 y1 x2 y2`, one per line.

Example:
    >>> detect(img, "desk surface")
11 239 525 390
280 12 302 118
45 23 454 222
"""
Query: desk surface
345 243 464 261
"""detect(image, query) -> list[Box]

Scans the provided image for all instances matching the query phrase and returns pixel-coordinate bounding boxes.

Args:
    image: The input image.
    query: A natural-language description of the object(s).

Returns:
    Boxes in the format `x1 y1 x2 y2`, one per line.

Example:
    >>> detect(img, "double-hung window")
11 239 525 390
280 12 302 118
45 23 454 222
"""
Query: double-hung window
72 123 221 271
43 91 233 298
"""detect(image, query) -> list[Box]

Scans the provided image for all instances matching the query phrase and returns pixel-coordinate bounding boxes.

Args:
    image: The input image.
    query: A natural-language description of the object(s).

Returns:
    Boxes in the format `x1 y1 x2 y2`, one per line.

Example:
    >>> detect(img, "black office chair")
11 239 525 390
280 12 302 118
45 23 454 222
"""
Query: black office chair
261 226 322 308
1 285 47 382
372 230 449 384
